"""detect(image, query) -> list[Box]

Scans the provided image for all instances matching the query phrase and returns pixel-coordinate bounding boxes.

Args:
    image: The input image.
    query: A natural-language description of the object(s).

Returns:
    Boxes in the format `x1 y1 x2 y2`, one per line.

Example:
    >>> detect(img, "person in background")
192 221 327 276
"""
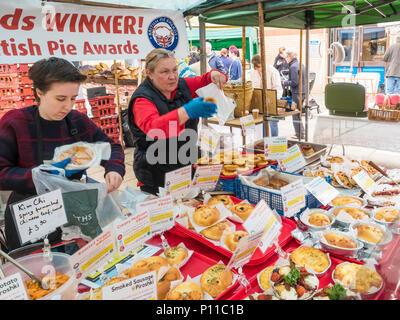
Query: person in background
0 57 125 251
219 48 232 74
128 49 227 195
250 54 283 137
206 42 225 73
188 46 200 65
273 47 289 74
228 45 242 81
282 50 306 140
383 36 400 95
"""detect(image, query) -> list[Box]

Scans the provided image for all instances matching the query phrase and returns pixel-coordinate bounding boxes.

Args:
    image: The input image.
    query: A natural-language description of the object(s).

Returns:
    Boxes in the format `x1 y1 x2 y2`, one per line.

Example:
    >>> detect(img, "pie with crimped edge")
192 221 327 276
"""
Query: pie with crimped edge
289 246 330 274
331 196 364 207
200 264 233 298
230 203 254 221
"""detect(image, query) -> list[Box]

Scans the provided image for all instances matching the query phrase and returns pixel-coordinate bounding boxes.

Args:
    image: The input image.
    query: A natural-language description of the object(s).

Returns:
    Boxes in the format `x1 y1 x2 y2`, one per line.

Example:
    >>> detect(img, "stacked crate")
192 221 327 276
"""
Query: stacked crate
87 95 120 144
0 63 35 119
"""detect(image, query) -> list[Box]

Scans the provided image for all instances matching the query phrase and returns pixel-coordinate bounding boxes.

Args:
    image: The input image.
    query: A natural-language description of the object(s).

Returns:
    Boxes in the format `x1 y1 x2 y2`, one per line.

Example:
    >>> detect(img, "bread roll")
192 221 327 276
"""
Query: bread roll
166 281 203 300
163 247 188 265
224 230 249 251
193 205 220 227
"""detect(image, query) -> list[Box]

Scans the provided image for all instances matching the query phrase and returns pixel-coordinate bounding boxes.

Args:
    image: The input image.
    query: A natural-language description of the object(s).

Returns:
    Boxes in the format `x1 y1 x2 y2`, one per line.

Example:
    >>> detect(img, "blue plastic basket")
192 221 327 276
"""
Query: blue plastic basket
234 171 322 216
215 177 237 193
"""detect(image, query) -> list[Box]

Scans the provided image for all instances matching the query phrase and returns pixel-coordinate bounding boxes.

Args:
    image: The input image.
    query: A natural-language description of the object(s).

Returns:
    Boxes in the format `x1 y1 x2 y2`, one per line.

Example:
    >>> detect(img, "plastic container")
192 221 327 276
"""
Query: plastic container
299 208 335 231
1 252 77 300
319 230 364 258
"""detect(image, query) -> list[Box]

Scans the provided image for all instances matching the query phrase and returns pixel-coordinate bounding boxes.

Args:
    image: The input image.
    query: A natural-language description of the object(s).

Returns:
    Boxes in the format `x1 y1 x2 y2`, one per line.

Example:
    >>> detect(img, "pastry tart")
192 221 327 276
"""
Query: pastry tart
331 196 364 207
230 203 254 221
207 195 234 207
200 264 233 298
200 220 231 241
193 205 221 227
374 208 400 223
290 246 330 274
166 281 203 300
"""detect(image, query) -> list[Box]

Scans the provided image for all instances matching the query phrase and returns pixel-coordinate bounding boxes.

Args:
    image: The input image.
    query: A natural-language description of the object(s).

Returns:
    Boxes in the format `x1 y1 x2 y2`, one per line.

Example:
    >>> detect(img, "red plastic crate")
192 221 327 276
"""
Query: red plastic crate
21 97 36 107
0 99 23 109
18 63 32 73
91 105 117 118
88 95 115 108
19 86 34 96
102 123 119 135
0 74 19 87
109 133 120 144
0 65 19 74
0 87 19 98
100 114 118 126
74 99 87 114
90 116 100 126
19 73 32 85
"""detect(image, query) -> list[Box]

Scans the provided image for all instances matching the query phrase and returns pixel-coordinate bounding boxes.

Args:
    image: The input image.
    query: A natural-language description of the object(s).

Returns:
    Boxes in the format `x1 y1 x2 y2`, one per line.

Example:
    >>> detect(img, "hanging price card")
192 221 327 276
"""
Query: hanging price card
137 196 175 235
165 165 192 199
102 271 157 300
70 228 116 280
243 200 282 253
264 136 288 160
278 144 306 172
114 210 151 255
305 177 339 206
11 189 68 245
192 164 223 190
281 180 306 217
240 115 256 135
352 170 377 196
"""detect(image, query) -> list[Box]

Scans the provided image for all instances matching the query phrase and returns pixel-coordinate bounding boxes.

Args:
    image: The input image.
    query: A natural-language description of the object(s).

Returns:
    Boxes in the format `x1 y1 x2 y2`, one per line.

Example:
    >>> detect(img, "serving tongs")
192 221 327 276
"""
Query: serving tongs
368 161 400 187
0 249 49 290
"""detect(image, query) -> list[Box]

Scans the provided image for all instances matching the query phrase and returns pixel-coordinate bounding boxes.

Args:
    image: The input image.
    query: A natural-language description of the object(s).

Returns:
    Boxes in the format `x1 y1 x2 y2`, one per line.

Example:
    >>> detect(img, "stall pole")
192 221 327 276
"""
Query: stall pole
305 26 310 142
258 1 269 137
298 29 303 142
114 60 125 148
199 16 208 127
242 26 247 146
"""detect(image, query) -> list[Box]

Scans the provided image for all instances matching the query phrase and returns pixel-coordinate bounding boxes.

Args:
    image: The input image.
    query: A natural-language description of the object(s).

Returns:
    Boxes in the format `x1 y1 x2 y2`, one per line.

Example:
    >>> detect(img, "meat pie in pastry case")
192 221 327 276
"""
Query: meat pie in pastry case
200 264 233 298
330 196 364 207
166 281 203 300
336 171 354 189
374 208 400 223
289 246 330 274
308 212 331 227
230 203 254 221
163 247 188 265
323 233 357 249
200 220 231 240
193 205 221 227
123 256 169 278
224 230 249 251
332 207 370 220
57 146 94 165
356 225 384 244
207 195 235 208
157 267 182 300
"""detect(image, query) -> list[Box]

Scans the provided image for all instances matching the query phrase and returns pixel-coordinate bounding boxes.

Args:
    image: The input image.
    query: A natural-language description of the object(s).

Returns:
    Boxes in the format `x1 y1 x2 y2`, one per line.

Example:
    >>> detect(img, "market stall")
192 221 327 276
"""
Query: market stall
1 0 400 303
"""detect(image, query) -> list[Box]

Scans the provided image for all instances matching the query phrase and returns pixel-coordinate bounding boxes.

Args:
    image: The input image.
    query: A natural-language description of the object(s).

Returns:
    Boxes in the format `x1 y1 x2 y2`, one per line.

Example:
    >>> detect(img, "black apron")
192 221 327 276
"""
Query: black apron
4 108 81 252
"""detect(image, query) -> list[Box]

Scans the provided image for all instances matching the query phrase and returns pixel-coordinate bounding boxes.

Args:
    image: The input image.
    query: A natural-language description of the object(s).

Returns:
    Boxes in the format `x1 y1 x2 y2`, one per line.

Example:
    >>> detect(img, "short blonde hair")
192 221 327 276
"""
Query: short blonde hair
286 50 297 60
145 48 175 73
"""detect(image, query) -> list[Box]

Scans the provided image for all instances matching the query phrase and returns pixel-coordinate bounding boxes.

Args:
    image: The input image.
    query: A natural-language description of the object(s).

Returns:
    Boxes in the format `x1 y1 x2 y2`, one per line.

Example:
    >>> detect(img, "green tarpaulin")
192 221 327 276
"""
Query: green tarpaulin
184 0 400 29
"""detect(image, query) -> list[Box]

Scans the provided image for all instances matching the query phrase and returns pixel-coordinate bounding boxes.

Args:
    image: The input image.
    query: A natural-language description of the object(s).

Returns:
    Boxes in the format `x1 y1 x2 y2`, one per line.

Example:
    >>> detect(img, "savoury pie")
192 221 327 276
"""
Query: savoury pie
200 264 233 298
331 196 364 207
356 225 384 244
193 205 221 227
124 256 169 279
57 146 94 166
224 231 249 251
207 195 234 208
333 263 382 294
230 203 254 221
290 246 330 274
308 212 331 227
323 233 357 249
166 281 203 300
336 171 354 189
326 156 344 164
158 267 182 300
163 247 188 265
332 207 370 220
200 220 231 241
374 208 400 223
259 266 275 291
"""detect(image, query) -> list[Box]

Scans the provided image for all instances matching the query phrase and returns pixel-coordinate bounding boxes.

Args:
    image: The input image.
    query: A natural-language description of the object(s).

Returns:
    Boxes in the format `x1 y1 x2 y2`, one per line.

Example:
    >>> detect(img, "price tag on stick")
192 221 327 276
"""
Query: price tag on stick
278 145 306 173
352 170 377 196
192 164 223 190
281 180 306 218
11 189 68 245
305 177 339 206
264 136 287 160
164 165 192 199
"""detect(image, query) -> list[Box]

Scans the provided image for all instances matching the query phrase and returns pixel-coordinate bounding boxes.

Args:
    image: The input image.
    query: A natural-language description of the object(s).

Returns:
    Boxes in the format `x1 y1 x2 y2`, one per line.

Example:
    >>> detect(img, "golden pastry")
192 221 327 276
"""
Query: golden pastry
230 203 254 221
197 157 211 165
200 264 233 298
221 169 237 177
331 196 364 207
374 208 399 223
207 195 234 207
158 267 181 300
327 156 344 164
164 247 188 265
200 220 231 240
57 146 94 166
233 158 246 166
323 233 357 249
193 205 221 227
333 263 382 294
336 171 354 189
332 207 369 220
256 160 269 168
301 144 314 156
123 256 169 279
166 281 203 300
204 97 217 104
236 166 251 174
308 212 331 226
224 230 249 251
223 164 238 172
361 160 378 175
290 246 330 273
259 266 275 291
356 225 384 243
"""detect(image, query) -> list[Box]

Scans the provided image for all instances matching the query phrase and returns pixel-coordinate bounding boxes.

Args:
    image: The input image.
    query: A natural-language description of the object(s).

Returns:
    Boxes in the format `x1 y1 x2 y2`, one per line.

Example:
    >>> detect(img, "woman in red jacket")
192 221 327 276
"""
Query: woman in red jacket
128 48 227 195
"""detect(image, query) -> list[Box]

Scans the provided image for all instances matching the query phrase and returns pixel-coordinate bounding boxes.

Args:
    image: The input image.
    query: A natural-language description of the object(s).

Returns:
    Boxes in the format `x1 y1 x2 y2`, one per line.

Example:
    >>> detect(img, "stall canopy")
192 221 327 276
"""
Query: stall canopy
184 0 400 29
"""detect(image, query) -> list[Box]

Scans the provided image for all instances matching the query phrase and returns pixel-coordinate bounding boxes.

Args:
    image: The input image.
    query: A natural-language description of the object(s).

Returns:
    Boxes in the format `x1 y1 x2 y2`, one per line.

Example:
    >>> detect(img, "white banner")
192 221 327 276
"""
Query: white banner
0 1 189 63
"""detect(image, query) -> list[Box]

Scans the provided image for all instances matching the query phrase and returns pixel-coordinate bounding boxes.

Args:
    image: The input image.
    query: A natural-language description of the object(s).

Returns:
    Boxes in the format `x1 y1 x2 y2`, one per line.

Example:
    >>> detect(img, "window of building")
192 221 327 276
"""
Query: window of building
361 27 387 61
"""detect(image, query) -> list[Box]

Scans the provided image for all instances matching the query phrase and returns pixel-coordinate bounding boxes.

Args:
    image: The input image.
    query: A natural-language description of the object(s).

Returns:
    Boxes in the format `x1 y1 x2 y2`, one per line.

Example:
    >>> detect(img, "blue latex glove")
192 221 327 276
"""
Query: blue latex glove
44 158 87 178
280 97 293 109
183 97 217 119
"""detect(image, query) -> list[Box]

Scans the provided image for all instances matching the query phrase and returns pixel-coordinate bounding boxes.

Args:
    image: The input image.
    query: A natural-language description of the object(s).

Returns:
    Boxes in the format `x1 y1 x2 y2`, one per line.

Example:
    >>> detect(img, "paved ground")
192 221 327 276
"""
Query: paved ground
87 92 400 190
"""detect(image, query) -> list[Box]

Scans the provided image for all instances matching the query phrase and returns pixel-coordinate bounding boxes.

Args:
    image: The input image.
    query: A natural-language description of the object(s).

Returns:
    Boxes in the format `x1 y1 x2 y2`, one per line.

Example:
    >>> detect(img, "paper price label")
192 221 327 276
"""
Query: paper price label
192 164 223 190
102 271 157 300
11 189 68 245
226 229 264 270
281 180 306 217
264 136 287 160
0 273 28 300
240 115 256 134
278 144 306 172
114 210 151 255
199 128 221 154
70 228 116 280
137 196 175 235
305 177 339 206
352 170 376 196
243 200 282 253
165 165 192 199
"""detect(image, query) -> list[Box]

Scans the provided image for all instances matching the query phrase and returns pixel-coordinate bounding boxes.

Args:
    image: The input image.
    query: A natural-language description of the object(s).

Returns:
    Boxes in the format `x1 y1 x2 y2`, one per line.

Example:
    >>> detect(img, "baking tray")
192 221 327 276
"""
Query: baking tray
242 139 327 166
229 239 385 300
173 196 297 266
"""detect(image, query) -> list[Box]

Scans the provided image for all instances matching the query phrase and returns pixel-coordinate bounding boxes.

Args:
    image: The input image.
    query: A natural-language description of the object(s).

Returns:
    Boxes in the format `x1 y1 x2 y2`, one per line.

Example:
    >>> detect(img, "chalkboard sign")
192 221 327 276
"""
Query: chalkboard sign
11 189 68 245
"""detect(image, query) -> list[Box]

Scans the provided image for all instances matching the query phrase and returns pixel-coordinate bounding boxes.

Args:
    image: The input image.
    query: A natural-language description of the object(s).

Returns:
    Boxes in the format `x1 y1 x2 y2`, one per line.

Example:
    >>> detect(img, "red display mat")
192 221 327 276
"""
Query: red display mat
173 196 297 266
229 239 385 300
145 234 239 300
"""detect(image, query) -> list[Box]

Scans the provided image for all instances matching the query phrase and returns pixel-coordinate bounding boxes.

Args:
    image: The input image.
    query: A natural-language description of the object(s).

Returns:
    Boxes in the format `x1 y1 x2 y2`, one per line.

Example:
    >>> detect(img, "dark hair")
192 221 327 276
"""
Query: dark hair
251 54 261 67
229 45 239 57
29 57 87 103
